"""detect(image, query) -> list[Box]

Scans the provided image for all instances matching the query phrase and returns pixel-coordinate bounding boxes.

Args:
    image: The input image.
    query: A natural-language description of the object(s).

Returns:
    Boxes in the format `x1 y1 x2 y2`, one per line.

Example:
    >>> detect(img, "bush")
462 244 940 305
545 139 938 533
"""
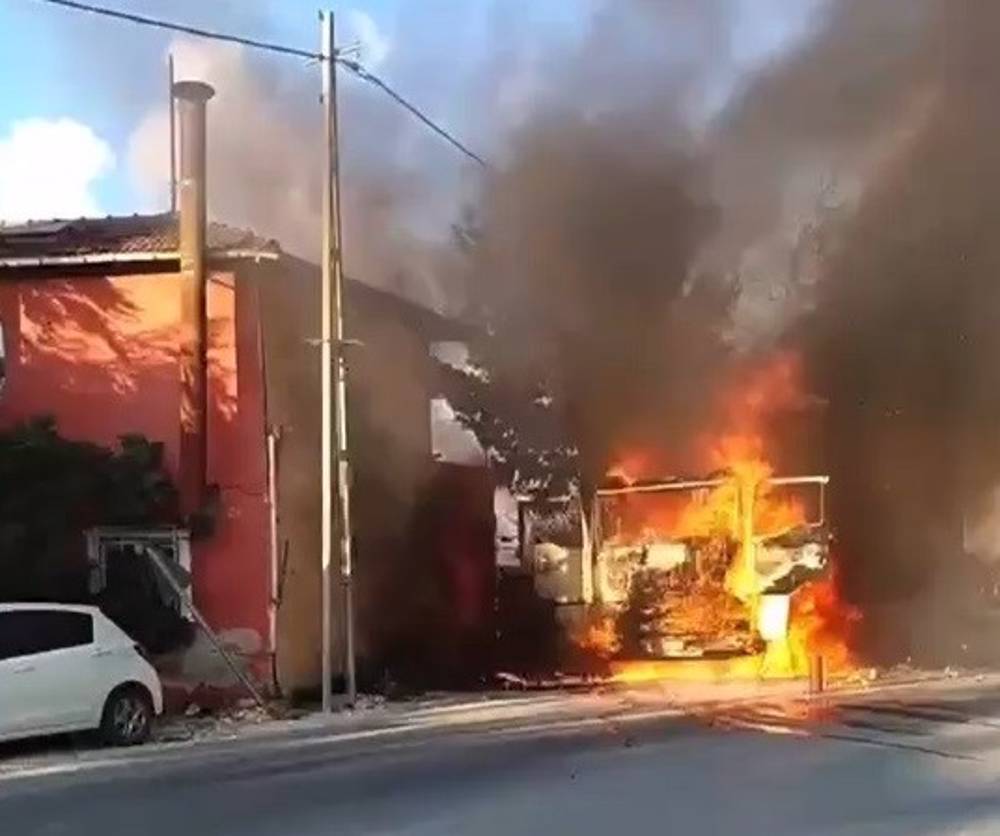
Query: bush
0 417 178 602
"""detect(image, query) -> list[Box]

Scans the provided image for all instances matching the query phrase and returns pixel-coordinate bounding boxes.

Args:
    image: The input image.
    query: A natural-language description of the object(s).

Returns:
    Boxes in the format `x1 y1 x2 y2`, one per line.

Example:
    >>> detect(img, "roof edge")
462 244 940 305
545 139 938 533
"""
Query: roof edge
0 252 179 268
0 249 281 270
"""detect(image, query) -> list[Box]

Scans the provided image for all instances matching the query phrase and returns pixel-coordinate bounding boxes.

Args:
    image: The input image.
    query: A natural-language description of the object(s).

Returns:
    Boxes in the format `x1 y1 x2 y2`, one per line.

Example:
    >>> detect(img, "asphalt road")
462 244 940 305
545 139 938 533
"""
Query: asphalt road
4 682 1000 835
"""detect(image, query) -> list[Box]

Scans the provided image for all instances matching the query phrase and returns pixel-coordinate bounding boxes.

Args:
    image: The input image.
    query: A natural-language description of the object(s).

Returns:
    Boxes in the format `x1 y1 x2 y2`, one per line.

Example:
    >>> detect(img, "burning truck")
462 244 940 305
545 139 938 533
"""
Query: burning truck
518 459 852 679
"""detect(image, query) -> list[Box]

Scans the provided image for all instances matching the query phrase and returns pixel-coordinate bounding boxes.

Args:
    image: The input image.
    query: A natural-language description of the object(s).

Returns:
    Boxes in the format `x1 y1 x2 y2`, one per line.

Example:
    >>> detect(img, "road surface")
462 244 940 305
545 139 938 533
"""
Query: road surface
3 677 1000 835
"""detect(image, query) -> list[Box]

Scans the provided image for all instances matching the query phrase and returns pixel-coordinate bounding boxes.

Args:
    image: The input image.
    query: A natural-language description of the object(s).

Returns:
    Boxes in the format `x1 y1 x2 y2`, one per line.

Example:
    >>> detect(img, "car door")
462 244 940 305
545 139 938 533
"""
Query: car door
0 611 35 738
86 613 139 720
0 610 97 736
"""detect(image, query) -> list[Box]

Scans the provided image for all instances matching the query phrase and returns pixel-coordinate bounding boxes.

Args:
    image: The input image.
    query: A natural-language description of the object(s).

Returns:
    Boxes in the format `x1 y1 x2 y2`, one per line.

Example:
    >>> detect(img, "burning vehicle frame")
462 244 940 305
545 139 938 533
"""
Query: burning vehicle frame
520 469 833 673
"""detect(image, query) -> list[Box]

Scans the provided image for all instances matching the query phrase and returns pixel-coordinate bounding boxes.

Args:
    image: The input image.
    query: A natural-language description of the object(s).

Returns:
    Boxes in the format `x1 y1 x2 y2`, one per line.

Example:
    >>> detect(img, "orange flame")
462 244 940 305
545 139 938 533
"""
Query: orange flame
599 352 858 682
605 449 656 485
788 569 861 675
604 438 808 557
574 614 621 659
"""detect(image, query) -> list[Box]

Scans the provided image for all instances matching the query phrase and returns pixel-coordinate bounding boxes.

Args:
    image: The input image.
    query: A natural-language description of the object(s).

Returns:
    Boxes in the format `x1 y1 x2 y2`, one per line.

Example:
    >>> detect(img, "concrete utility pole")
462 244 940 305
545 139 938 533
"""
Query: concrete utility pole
320 10 357 713
168 54 177 214
330 8 358 710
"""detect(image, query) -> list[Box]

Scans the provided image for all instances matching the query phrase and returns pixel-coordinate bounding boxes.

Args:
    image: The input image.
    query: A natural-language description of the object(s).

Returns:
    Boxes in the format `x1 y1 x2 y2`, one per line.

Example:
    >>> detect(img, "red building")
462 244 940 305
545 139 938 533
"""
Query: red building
0 81 493 698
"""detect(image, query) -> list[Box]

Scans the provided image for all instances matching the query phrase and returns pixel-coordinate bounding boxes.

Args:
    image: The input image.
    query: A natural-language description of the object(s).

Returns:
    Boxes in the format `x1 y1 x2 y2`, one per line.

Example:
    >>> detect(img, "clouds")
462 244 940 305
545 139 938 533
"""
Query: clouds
0 117 114 223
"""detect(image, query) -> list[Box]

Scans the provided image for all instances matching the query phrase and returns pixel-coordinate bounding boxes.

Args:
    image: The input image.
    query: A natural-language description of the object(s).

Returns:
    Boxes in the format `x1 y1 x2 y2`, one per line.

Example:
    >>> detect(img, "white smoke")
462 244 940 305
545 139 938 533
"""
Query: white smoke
127 39 315 251
126 35 469 311
345 9 392 69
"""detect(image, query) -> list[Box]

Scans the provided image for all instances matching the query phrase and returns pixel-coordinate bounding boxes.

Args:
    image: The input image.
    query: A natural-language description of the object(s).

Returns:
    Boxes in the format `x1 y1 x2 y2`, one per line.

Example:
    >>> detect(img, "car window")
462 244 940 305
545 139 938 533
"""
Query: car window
0 611 94 660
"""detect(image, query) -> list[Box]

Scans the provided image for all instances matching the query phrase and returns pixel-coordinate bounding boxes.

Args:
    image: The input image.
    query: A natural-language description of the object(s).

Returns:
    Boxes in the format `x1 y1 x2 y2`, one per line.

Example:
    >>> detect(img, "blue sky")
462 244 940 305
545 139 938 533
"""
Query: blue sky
0 0 420 217
0 0 816 223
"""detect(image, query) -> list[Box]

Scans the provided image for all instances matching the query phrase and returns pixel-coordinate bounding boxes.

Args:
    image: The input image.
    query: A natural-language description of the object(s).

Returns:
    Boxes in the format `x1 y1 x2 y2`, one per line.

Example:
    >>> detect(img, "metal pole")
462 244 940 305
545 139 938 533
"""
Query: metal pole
809 654 827 694
266 427 281 695
174 80 214 515
328 10 357 707
168 54 177 213
142 545 268 710
320 12 335 713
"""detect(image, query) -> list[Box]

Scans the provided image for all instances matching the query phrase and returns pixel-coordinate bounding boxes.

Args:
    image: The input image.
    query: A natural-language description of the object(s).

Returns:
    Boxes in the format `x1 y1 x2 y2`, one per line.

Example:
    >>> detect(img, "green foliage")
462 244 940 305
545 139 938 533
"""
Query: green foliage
0 416 178 601
436 348 578 499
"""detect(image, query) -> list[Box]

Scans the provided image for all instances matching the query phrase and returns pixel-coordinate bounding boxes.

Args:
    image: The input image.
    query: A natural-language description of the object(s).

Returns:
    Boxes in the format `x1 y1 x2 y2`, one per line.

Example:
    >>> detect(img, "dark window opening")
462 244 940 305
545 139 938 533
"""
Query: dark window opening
92 541 194 654
0 319 7 393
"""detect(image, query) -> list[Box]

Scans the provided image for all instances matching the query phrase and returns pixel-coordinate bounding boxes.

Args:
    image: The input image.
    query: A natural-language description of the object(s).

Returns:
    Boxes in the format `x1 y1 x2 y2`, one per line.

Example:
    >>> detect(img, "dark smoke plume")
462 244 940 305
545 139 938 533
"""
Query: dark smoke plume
460 0 939 488
793 2 1000 663
467 0 1000 666
470 116 730 484
699 0 1000 663
462 1 744 485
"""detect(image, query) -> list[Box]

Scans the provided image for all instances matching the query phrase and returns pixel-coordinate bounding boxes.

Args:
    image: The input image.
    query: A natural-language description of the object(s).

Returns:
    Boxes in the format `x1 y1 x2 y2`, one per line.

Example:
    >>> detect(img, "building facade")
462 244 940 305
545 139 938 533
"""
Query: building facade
0 212 482 696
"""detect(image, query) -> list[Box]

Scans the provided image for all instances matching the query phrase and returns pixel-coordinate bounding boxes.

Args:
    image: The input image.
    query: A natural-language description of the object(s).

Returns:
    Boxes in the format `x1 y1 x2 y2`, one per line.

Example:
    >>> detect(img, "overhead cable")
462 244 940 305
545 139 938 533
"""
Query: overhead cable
33 0 489 168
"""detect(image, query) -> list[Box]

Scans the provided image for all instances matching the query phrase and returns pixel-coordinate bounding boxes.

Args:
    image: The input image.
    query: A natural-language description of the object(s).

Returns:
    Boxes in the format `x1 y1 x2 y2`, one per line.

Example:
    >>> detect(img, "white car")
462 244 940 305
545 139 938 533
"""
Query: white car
0 603 163 746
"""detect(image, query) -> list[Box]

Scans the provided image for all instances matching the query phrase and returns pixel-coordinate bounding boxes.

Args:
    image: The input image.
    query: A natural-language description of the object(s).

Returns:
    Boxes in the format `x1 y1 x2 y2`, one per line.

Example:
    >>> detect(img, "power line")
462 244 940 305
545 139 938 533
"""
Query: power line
32 0 488 168
35 0 321 61
339 59 489 169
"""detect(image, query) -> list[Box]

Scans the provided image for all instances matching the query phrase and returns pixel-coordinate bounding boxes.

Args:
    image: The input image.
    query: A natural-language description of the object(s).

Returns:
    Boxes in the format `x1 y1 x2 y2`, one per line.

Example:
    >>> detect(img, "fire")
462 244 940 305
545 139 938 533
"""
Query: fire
595 352 860 684
758 572 860 678
603 442 805 546
605 453 646 486
574 614 620 659
726 351 807 415
787 570 861 675
711 437 803 534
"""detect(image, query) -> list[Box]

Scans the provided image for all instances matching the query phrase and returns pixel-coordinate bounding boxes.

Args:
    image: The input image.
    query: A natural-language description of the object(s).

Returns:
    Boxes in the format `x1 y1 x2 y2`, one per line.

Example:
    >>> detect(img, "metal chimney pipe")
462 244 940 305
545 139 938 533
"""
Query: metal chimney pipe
173 79 214 517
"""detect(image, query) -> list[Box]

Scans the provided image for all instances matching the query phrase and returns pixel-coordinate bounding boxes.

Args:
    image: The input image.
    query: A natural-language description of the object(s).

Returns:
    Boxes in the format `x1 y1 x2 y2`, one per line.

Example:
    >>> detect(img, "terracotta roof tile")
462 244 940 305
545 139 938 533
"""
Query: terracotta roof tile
0 213 280 259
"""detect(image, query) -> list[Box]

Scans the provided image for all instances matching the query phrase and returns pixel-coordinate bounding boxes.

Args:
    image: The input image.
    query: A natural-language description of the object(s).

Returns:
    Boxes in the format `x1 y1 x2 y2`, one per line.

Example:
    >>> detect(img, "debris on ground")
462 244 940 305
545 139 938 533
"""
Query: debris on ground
154 701 291 743
349 693 387 711
154 692 392 744
496 672 530 690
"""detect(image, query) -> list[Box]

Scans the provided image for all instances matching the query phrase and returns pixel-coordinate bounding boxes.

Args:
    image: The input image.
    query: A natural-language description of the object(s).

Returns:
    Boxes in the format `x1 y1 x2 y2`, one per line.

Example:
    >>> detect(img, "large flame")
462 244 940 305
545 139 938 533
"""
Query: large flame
604 441 805 547
598 353 860 682
788 569 861 674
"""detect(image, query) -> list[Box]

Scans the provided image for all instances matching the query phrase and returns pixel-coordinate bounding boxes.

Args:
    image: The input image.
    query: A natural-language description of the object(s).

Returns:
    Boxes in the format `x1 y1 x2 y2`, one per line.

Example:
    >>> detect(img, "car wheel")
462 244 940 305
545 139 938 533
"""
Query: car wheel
100 686 153 746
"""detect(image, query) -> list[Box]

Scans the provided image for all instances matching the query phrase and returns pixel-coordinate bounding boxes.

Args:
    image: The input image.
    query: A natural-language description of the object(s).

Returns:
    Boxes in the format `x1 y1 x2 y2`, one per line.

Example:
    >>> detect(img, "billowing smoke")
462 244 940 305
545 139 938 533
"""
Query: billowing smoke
459 0 941 485
793 2 1000 663
461 1 746 484
711 0 936 342
126 32 468 310
466 0 1000 664
469 120 728 483
666 0 1000 663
